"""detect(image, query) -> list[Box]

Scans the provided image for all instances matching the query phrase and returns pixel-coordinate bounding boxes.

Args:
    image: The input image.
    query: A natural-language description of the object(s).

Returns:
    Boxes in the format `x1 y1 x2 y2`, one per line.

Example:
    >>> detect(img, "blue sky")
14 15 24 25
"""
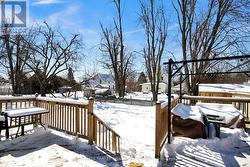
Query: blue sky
29 0 182 78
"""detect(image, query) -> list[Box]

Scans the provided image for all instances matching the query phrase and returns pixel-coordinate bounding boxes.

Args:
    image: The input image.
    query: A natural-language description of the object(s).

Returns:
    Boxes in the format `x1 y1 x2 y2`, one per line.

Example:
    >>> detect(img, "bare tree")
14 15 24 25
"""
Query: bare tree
139 0 168 101
0 27 34 95
100 0 133 97
173 0 250 95
24 22 81 96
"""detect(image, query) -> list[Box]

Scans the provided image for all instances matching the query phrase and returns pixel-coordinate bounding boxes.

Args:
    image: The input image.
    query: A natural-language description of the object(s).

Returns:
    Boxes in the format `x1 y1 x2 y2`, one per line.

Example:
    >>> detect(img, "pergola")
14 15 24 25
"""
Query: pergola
163 54 250 144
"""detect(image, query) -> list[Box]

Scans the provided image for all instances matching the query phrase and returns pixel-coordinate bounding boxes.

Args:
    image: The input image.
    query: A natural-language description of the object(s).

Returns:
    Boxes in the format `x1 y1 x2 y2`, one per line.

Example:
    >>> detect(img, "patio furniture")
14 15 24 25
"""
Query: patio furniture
196 102 244 128
171 104 207 138
2 107 49 139
204 114 227 138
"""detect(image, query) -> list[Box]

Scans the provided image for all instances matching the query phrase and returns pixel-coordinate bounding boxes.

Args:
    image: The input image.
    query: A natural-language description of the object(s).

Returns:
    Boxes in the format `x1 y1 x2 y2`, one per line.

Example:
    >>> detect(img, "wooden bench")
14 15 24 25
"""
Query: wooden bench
2 107 49 139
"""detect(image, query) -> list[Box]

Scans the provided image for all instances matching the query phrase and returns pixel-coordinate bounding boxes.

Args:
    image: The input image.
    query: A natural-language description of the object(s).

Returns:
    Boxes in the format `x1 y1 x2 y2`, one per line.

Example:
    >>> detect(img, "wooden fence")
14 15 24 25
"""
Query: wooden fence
155 98 179 158
0 96 120 154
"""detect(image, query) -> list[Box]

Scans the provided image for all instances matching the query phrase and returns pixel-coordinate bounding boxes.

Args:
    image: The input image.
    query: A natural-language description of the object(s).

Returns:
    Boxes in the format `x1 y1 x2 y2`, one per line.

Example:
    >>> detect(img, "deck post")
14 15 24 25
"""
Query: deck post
155 101 161 158
88 97 94 145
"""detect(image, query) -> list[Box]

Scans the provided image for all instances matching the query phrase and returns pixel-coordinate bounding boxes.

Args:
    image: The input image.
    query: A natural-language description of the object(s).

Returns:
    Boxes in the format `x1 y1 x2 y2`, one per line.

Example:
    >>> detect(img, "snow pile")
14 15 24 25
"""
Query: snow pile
163 128 250 166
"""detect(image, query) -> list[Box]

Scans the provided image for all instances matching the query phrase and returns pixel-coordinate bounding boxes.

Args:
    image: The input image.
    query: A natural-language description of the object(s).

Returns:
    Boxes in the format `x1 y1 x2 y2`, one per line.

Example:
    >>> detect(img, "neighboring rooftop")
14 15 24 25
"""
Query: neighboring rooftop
199 84 250 94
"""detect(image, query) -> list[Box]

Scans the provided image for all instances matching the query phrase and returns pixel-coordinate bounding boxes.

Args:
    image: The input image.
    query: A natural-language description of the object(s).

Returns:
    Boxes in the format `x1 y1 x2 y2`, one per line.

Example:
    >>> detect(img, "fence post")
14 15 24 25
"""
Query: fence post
88 97 94 145
155 101 161 158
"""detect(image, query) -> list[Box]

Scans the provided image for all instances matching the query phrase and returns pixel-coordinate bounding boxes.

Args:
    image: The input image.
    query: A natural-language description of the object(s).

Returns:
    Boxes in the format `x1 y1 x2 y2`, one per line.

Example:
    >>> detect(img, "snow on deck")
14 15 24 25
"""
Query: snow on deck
162 128 250 166
0 127 123 167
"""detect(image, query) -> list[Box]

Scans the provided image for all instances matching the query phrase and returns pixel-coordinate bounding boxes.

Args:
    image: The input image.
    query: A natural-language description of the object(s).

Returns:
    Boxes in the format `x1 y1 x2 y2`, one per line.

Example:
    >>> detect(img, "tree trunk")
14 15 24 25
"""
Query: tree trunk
40 83 46 97
152 91 157 101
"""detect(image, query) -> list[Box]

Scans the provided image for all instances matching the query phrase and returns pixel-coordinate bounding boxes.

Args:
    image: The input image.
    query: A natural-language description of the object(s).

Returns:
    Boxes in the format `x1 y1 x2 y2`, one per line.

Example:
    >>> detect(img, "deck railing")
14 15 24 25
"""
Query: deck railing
0 96 120 154
155 98 179 158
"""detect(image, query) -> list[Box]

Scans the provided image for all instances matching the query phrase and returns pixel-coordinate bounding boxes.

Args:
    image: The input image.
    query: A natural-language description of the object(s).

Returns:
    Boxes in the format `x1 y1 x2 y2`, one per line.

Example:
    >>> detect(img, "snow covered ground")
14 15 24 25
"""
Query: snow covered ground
0 101 249 167
125 92 177 102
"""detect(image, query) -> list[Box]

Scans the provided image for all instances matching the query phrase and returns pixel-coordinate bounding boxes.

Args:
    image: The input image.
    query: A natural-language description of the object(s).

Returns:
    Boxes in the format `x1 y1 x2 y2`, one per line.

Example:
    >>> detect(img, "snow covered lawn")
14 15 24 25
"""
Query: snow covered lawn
124 92 168 101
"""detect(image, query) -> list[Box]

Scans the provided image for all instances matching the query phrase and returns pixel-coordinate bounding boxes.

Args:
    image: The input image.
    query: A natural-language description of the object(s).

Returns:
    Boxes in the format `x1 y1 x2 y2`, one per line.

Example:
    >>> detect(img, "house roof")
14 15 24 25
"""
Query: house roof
199 84 250 94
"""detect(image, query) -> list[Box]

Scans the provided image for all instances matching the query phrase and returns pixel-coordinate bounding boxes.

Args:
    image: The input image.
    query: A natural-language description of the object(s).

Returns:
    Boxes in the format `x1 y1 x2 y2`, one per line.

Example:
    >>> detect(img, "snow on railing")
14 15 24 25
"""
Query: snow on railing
0 95 36 101
36 97 89 106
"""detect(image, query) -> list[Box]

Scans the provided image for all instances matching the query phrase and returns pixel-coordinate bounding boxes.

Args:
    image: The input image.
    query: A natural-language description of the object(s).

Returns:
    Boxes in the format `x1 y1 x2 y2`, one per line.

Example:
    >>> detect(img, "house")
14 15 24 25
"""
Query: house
141 82 167 93
82 73 115 96
0 77 12 95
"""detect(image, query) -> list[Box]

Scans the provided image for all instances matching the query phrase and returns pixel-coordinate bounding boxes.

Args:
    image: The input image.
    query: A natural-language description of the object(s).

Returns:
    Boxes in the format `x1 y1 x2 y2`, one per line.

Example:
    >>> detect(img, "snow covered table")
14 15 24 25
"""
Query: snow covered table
196 103 244 138
2 107 49 139
196 102 244 128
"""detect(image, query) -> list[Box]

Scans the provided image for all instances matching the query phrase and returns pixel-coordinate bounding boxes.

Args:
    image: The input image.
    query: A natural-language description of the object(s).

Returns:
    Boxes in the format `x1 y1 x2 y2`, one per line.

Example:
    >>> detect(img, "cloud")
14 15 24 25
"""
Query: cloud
124 28 144 35
32 0 63 5
46 5 80 27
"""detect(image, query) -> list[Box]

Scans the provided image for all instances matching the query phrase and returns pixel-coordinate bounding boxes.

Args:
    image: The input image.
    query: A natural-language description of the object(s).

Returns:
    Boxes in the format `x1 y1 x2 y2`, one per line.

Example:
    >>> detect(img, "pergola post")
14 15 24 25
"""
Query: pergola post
180 72 183 100
167 58 173 144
